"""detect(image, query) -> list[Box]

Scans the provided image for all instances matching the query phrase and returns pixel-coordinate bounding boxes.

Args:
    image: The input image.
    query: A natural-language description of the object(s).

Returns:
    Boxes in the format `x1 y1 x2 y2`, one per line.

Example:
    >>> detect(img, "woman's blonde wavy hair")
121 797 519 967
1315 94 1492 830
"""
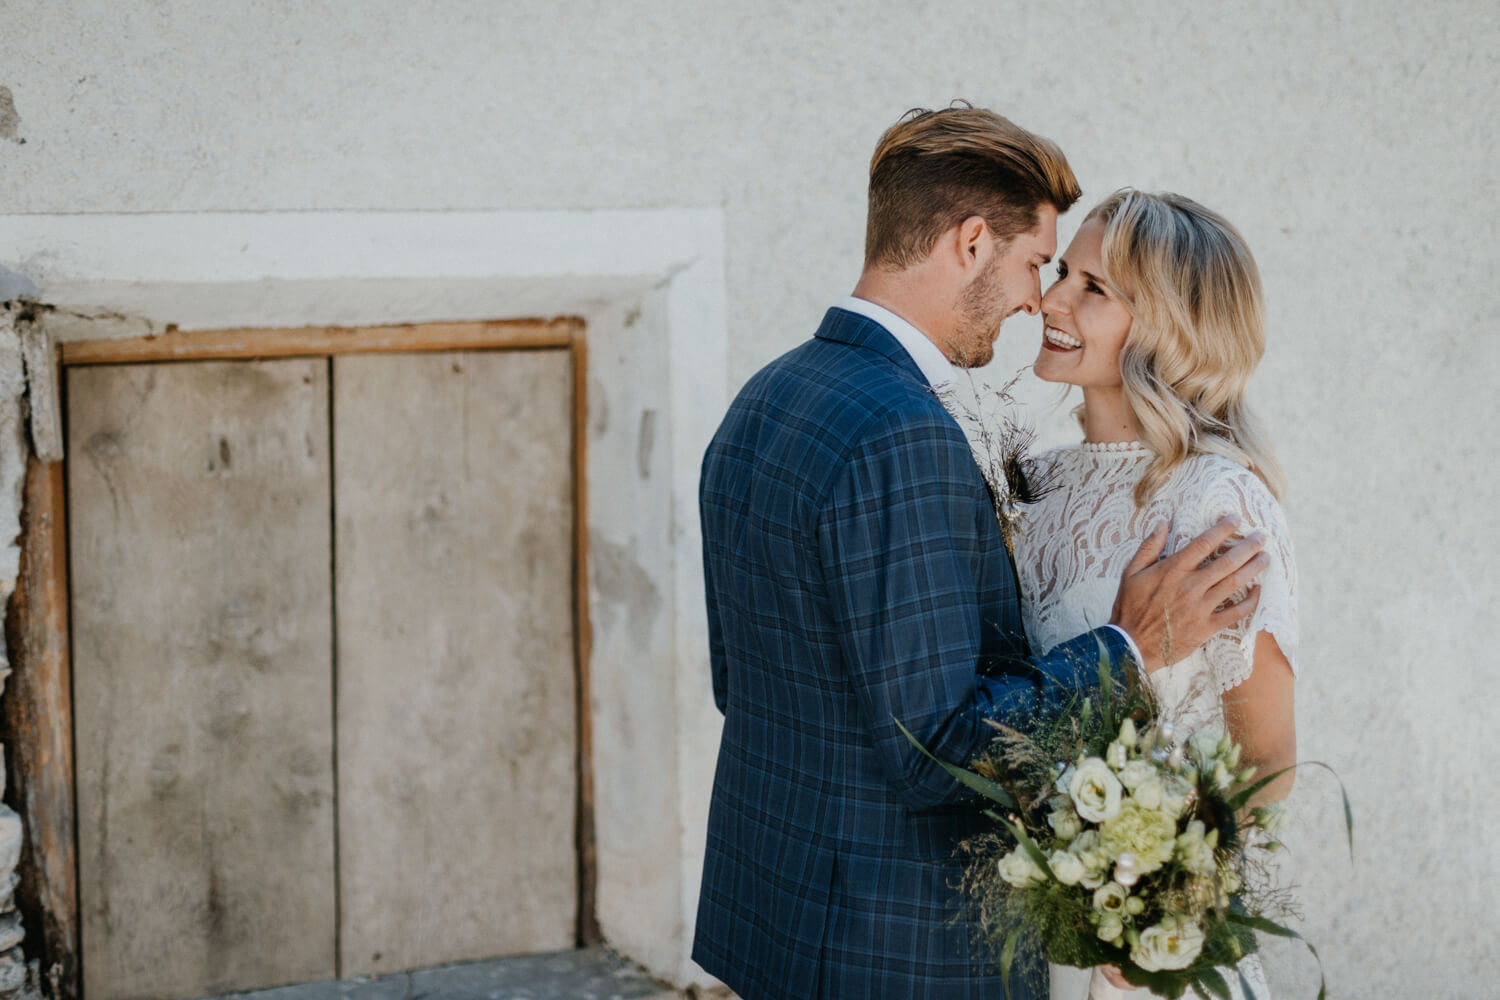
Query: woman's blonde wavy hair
1083 189 1286 506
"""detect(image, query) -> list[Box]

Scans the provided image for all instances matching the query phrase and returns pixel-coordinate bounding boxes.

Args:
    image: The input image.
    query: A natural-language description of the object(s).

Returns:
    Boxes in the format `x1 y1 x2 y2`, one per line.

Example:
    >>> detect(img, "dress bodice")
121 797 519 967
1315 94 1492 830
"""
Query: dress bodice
1014 443 1298 737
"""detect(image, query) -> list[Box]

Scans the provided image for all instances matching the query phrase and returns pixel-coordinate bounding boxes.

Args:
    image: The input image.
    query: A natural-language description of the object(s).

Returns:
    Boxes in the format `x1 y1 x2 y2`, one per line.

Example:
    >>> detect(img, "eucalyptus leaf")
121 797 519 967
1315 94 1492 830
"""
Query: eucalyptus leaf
995 813 1057 882
1193 967 1231 1000
999 927 1019 1000
894 717 1018 809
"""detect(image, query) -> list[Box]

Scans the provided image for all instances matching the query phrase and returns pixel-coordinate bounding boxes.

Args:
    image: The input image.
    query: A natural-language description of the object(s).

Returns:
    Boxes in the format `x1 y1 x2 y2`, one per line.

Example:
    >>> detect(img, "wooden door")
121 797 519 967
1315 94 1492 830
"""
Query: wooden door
65 345 579 999
69 360 338 1000
334 350 577 974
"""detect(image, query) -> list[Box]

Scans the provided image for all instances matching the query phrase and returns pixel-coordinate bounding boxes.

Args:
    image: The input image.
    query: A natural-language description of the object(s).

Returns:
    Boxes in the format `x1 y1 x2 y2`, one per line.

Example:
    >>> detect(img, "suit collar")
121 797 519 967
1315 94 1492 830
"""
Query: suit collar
815 306 936 387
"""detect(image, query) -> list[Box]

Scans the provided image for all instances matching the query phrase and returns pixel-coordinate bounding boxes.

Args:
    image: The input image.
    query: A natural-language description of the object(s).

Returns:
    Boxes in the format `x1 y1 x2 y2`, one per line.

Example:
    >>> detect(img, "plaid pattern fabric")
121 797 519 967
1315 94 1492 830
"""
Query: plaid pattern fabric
692 309 1131 999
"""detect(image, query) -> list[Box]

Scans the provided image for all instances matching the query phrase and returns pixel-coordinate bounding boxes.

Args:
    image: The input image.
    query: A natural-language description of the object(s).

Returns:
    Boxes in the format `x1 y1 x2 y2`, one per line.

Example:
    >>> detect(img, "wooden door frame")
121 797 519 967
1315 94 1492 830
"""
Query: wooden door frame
5 318 599 1000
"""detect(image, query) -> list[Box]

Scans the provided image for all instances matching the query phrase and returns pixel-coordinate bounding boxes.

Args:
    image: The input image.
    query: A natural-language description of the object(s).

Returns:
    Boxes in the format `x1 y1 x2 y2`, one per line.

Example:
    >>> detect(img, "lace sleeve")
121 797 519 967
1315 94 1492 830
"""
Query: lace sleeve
1173 459 1299 693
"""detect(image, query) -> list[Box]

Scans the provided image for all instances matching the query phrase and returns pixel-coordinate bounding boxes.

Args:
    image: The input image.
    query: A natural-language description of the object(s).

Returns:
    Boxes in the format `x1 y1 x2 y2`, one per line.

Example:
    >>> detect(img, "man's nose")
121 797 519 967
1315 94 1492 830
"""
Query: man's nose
1020 275 1044 315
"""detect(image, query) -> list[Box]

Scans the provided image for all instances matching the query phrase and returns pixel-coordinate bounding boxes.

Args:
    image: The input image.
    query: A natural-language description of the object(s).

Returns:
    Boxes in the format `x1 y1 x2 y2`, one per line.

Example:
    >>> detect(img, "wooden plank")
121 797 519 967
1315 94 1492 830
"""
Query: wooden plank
60 319 582 367
334 350 577 976
1 459 78 1000
569 333 600 948
68 360 337 1000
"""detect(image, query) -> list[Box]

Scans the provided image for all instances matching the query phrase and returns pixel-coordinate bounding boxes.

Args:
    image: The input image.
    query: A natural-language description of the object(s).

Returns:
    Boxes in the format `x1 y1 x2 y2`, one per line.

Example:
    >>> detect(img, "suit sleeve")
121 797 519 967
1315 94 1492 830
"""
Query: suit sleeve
816 408 1133 809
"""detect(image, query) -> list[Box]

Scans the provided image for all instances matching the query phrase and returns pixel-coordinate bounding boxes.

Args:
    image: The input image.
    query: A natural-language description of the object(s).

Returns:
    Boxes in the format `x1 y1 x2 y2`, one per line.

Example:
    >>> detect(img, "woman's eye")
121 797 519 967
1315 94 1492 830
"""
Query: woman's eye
1085 280 1104 295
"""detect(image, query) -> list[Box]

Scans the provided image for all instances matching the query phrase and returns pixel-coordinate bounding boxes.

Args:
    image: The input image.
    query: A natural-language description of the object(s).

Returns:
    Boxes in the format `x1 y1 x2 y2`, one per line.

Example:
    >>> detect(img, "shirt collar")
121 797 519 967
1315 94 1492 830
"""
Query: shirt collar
836 295 956 391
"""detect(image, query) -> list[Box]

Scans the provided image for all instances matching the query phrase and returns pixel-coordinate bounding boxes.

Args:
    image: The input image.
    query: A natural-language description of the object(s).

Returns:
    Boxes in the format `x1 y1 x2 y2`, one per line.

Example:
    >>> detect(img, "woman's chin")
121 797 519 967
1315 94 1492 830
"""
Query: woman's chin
1032 357 1070 385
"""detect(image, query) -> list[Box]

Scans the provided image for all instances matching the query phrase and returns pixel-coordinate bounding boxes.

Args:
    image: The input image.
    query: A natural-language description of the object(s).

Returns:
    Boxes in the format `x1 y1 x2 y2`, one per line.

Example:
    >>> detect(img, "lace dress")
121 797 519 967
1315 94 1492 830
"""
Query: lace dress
1010 442 1298 1000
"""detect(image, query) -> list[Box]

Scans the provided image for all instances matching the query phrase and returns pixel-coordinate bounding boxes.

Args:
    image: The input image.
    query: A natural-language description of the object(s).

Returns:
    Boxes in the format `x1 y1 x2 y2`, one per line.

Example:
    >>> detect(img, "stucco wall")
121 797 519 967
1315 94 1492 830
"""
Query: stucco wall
2 1 1497 994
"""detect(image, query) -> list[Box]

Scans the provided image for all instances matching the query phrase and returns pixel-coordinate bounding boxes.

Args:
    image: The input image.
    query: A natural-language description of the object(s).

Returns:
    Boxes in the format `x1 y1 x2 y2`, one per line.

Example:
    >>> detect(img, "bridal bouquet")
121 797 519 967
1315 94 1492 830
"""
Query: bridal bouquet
901 651 1346 999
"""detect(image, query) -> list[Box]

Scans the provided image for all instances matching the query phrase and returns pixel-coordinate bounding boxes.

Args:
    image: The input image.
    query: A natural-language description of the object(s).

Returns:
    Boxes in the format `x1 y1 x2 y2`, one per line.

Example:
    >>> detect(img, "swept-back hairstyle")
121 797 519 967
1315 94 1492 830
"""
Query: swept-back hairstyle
1086 189 1286 504
865 104 1081 269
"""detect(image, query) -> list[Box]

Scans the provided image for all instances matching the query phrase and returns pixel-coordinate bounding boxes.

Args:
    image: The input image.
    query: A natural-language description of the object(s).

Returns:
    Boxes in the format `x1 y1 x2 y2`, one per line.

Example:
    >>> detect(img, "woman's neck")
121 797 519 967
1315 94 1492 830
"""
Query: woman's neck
1080 386 1141 443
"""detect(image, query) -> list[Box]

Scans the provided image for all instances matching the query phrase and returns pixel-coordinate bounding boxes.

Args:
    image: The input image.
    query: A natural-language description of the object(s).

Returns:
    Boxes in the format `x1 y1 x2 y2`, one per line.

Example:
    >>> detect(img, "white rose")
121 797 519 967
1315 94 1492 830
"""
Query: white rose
1118 758 1157 791
1096 912 1124 944
1131 919 1206 972
1069 757 1123 823
1048 850 1086 886
997 846 1045 888
1132 777 1164 811
1092 881 1128 914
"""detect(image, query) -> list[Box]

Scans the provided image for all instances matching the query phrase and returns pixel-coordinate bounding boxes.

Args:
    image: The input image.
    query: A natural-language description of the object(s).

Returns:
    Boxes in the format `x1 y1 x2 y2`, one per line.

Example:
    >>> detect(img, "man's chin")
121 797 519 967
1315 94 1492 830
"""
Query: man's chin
953 347 993 370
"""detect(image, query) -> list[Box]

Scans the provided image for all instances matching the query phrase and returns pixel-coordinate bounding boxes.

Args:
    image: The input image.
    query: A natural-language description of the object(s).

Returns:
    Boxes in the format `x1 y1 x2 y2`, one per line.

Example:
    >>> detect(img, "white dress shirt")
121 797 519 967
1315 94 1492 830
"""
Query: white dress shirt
836 295 955 391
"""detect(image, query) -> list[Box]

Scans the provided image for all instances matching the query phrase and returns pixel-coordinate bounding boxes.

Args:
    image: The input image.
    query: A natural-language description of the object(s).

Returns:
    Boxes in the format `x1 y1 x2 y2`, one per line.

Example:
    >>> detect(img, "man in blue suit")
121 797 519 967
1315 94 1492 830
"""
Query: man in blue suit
693 107 1269 999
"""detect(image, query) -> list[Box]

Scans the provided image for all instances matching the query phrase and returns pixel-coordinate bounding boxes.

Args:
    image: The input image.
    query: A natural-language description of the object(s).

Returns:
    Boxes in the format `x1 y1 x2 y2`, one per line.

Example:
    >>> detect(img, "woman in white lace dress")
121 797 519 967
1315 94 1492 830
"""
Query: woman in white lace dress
1011 190 1297 1000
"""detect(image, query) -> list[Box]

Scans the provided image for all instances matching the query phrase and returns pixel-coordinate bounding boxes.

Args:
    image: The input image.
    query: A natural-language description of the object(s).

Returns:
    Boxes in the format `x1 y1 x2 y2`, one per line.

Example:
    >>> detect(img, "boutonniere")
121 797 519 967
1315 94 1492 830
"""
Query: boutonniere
936 369 1062 557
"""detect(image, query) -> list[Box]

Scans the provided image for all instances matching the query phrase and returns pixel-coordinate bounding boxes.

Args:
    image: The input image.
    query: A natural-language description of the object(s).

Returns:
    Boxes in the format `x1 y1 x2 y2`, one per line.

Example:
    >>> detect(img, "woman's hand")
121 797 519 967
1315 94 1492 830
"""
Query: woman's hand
1100 964 1137 990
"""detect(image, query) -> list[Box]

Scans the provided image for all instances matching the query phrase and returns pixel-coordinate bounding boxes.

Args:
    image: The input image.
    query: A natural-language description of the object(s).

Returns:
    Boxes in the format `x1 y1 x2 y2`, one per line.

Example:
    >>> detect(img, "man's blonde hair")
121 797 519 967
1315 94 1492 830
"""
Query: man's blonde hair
1085 189 1286 504
865 104 1081 270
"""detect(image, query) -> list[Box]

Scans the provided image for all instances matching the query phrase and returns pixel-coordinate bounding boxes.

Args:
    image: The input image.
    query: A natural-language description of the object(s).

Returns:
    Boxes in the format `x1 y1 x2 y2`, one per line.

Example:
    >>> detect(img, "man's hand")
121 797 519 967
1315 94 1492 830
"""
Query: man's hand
1109 515 1268 673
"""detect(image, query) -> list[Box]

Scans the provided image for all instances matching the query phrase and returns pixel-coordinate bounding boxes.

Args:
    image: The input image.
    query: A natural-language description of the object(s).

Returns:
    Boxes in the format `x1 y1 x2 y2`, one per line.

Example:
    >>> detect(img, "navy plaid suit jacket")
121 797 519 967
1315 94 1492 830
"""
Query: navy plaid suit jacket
692 308 1132 999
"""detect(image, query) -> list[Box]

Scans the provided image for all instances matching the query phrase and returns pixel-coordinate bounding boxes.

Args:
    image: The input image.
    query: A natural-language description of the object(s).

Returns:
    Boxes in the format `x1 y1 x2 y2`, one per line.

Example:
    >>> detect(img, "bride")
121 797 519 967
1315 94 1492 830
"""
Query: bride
1010 189 1298 1000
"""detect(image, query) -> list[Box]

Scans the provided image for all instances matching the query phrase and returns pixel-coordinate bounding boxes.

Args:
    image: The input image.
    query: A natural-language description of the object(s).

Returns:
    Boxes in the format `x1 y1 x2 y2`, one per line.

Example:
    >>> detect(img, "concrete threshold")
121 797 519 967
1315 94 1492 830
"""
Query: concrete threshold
209 947 685 1000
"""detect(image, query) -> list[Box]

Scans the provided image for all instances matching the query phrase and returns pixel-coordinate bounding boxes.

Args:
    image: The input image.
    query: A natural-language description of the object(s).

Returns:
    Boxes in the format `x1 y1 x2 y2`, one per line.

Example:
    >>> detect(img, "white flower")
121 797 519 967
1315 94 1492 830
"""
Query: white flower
1055 763 1076 795
1048 805 1084 843
1069 757 1124 823
1132 777 1164 811
1131 919 1206 972
1253 803 1289 836
1212 761 1233 791
1093 881 1128 914
1068 830 1109 888
1096 912 1124 944
1118 759 1157 791
1175 821 1216 877
1161 774 1195 818
1188 728 1222 768
1099 799 1176 875
1107 741 1128 770
1048 850 1086 886
1118 718 1139 749
997 847 1045 888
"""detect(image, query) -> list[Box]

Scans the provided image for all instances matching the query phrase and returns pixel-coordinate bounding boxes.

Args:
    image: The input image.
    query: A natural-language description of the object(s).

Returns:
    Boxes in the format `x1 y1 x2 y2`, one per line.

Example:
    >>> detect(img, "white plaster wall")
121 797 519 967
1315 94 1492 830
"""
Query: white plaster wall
1 1 1497 994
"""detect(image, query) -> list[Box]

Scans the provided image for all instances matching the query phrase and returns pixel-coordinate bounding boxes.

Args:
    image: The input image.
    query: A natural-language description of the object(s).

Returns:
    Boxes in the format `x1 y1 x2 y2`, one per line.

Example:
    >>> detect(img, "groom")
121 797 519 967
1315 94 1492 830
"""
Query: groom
692 106 1268 999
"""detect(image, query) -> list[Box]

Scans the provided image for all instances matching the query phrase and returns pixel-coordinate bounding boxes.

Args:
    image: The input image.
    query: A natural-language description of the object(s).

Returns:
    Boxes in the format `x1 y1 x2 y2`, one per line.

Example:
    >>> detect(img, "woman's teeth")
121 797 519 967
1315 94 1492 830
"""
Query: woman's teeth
1045 327 1081 349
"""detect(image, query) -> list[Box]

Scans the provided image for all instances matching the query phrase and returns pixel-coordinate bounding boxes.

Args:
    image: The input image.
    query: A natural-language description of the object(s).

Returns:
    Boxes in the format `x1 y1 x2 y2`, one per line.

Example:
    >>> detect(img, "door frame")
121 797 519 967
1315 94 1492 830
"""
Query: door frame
10 318 599 998
0 208 730 997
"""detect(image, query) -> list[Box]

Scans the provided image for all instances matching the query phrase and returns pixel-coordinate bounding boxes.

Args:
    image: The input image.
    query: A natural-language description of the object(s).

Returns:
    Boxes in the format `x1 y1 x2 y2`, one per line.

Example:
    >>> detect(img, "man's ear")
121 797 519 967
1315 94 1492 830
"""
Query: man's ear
957 215 989 271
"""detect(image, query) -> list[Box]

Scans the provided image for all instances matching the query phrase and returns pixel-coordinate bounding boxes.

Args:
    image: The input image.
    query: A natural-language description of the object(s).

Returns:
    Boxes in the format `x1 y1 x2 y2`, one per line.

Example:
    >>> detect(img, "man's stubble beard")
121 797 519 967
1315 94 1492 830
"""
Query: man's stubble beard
951 252 1006 369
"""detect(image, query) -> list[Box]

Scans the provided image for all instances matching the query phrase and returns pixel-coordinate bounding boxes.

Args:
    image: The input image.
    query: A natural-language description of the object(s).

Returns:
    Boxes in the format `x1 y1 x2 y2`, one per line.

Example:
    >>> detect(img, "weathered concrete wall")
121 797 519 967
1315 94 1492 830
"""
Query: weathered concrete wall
0 1 1496 994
